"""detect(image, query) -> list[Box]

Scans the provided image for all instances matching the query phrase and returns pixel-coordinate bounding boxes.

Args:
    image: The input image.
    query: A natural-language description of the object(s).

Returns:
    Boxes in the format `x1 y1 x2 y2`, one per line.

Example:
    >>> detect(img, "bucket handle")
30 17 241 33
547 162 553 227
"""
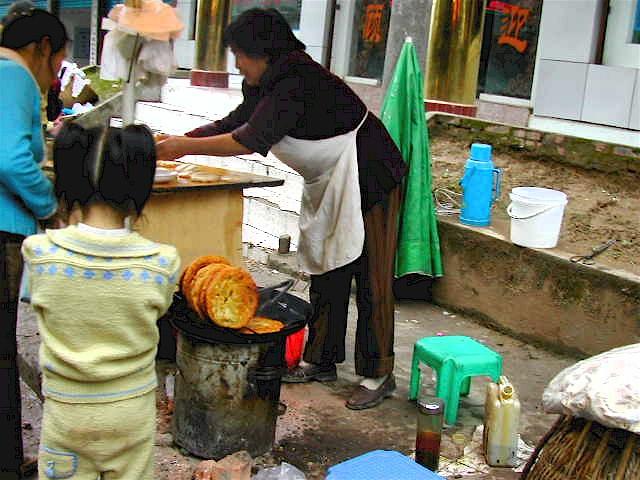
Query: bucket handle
507 203 558 220
257 279 294 315
492 168 502 202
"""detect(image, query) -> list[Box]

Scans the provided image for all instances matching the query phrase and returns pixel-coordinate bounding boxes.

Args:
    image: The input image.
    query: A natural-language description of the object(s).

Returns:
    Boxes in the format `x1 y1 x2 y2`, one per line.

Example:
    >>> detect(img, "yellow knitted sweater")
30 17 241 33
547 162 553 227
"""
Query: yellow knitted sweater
22 225 180 403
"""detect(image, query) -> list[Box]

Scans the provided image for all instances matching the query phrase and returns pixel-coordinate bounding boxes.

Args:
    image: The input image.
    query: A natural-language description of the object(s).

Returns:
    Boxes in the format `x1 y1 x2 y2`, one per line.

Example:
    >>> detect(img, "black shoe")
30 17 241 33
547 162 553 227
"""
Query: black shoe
346 375 396 410
282 363 337 383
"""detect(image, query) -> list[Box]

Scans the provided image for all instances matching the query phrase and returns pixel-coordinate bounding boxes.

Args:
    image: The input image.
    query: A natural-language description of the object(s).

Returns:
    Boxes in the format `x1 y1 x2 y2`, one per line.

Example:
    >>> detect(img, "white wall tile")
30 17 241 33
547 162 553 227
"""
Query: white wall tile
533 60 588 120
538 0 604 63
581 64 636 128
629 70 640 130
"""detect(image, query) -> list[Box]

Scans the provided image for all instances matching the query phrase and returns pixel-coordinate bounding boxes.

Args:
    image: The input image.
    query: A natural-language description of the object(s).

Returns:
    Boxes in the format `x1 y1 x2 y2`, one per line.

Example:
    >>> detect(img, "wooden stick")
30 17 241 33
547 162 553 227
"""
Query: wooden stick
614 433 636 480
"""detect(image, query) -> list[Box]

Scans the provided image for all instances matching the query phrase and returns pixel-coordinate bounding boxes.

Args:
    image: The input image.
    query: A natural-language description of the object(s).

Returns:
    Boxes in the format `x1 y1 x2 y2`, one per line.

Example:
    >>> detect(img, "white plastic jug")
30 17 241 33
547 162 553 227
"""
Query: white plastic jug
483 376 521 467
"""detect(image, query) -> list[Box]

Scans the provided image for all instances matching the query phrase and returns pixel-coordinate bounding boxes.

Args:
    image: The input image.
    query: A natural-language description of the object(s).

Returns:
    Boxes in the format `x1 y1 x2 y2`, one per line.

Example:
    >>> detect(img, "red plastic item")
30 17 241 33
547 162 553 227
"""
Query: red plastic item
285 327 306 369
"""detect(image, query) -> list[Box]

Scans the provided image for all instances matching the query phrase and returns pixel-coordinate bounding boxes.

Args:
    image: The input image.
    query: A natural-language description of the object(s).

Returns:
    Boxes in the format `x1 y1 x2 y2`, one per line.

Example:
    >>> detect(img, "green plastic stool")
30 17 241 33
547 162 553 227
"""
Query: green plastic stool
408 336 502 425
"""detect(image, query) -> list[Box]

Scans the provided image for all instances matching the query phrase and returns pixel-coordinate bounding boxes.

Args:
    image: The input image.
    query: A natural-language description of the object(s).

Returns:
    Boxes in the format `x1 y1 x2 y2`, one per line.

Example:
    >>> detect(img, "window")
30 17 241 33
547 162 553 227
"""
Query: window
632 0 640 43
347 0 391 80
477 0 542 99
232 0 302 30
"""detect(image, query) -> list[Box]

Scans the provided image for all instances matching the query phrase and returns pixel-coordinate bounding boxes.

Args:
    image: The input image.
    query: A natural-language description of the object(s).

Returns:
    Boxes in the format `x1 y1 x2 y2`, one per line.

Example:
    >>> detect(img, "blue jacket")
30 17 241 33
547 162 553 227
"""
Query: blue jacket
0 54 57 237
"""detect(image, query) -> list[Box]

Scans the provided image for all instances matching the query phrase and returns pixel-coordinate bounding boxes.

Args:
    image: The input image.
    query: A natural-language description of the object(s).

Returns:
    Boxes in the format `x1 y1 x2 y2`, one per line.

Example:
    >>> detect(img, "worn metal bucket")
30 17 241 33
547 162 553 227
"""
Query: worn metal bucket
173 335 282 458
169 284 310 459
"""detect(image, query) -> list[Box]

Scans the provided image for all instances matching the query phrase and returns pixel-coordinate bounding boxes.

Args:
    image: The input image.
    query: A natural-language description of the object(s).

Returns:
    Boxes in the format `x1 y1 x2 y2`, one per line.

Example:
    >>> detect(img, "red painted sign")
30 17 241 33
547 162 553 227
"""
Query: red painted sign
498 3 531 53
362 3 385 44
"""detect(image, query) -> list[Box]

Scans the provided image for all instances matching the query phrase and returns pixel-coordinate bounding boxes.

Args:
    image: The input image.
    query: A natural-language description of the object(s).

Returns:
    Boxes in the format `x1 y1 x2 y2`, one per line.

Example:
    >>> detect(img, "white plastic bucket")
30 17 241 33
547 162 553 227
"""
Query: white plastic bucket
507 187 568 248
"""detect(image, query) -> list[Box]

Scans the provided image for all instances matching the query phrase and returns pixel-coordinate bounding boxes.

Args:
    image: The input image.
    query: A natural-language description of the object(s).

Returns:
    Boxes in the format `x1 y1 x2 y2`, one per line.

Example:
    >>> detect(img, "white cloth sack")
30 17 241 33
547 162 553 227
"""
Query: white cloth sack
542 343 640 433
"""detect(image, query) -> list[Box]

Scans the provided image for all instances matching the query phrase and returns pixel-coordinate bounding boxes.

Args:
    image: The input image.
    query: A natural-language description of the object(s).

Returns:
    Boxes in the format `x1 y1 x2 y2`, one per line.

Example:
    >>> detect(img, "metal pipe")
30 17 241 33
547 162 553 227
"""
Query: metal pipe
425 0 487 105
194 0 233 72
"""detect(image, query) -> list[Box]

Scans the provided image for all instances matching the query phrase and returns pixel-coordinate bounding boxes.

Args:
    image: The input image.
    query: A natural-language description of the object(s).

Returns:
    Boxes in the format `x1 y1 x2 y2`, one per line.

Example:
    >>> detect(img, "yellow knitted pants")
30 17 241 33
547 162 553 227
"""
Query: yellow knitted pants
38 391 155 480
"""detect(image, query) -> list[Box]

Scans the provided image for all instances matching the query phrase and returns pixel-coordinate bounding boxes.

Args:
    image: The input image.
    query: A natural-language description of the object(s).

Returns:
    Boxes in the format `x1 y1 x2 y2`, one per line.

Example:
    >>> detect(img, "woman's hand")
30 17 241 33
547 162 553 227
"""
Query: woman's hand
155 135 188 161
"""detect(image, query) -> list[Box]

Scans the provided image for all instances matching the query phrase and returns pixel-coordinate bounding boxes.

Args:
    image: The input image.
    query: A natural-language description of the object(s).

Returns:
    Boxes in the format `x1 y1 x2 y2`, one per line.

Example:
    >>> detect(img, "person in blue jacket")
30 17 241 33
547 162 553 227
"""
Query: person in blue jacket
0 8 68 478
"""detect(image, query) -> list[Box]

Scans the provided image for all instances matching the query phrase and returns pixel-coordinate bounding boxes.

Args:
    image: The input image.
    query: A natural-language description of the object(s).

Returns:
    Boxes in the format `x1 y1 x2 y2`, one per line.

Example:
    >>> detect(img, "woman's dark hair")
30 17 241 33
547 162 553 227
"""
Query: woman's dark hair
223 8 305 62
0 7 68 53
54 123 157 217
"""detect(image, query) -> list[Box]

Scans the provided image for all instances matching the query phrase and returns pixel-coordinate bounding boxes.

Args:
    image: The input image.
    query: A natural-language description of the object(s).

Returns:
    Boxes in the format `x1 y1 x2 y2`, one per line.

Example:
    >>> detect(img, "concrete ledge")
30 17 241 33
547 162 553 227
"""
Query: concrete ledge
433 217 640 357
244 216 640 357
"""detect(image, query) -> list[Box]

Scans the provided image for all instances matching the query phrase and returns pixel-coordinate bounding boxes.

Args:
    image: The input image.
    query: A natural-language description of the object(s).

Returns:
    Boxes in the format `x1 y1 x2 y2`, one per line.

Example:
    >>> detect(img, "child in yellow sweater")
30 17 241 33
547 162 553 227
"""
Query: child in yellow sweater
22 123 180 480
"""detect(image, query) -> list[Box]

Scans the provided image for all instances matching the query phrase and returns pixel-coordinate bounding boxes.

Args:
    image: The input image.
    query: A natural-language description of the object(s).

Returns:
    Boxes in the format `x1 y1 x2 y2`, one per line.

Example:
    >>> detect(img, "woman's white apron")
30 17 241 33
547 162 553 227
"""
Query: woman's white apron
270 113 368 275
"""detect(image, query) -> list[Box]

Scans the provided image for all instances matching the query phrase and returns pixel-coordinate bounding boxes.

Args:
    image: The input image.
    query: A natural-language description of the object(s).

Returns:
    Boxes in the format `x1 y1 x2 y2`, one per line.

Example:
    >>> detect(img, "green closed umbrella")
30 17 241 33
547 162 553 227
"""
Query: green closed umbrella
381 37 443 278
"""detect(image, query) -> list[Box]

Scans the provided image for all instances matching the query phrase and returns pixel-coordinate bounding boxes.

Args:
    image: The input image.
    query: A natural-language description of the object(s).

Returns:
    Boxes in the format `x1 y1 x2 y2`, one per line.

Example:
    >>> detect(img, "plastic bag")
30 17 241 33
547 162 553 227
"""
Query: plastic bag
138 39 177 76
542 343 640 433
252 463 306 480
100 30 132 81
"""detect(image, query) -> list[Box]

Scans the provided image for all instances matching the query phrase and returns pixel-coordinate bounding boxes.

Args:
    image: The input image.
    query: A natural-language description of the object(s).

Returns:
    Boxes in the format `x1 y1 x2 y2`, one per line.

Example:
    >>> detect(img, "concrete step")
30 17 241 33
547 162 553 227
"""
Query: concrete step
160 79 243 121
243 196 300 251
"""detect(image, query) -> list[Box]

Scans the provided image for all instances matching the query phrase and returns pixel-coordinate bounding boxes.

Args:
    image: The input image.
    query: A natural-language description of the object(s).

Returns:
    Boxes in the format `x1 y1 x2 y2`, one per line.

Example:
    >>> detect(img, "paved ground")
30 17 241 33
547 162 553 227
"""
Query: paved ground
18 259 578 479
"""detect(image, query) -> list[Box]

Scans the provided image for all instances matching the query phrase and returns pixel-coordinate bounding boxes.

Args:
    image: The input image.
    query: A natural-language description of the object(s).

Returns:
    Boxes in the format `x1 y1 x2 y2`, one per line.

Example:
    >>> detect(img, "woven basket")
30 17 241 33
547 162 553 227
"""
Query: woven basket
521 416 640 480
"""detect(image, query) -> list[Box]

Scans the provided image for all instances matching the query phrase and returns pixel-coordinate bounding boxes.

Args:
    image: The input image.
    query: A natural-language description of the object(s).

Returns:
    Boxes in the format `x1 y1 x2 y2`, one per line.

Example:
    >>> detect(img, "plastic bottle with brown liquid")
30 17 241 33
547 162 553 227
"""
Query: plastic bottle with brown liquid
483 376 521 467
415 397 444 472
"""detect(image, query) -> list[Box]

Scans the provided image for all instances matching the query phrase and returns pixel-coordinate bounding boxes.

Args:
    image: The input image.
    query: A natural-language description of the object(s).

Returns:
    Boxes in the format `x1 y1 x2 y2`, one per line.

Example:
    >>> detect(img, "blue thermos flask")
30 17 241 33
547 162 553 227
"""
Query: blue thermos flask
460 143 502 226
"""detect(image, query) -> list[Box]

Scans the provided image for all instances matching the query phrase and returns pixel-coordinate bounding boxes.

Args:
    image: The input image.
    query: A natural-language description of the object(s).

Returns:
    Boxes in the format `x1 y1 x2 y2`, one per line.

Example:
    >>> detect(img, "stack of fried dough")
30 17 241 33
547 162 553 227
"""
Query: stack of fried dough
180 255 284 334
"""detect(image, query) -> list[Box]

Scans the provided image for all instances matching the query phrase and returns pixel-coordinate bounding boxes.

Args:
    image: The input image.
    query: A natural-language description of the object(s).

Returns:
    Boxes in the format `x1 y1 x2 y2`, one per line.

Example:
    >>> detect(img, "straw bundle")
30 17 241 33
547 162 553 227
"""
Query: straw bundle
521 416 640 480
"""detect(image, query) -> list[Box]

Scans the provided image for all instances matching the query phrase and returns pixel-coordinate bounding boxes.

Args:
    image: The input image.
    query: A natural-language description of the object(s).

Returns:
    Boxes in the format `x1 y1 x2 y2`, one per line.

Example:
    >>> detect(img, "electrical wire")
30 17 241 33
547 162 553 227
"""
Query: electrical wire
433 187 462 216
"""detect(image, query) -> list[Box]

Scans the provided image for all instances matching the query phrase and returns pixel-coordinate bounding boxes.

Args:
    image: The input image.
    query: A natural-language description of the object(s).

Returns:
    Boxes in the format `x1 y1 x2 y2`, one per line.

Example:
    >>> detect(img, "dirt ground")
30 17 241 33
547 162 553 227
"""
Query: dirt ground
430 135 640 276
20 262 577 480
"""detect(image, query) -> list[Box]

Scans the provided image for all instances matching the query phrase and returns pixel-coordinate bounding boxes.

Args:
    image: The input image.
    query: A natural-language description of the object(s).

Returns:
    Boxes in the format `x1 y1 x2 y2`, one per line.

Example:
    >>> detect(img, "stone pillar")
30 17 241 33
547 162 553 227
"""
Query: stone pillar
381 0 433 94
89 0 100 66
190 0 233 88
425 0 487 117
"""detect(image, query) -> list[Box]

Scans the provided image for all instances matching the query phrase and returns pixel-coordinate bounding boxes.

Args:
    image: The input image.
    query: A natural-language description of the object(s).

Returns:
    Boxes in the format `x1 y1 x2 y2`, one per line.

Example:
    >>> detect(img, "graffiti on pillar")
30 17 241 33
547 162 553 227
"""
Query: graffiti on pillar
498 3 531 53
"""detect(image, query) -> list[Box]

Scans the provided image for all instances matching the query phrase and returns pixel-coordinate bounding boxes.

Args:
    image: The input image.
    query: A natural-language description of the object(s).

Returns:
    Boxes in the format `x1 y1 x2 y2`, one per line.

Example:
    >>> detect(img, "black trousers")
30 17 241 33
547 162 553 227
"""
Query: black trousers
303 186 401 378
0 232 25 479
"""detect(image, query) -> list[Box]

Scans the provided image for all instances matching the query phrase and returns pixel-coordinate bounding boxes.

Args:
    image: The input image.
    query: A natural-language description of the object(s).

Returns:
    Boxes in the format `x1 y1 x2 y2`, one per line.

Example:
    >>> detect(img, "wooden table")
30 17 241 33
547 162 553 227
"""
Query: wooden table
143 164 283 268
44 160 283 269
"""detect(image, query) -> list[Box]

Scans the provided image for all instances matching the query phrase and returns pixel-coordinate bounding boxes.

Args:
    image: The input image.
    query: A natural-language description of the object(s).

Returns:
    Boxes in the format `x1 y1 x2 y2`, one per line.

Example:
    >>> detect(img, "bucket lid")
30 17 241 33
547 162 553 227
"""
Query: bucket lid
510 187 567 204
470 143 492 162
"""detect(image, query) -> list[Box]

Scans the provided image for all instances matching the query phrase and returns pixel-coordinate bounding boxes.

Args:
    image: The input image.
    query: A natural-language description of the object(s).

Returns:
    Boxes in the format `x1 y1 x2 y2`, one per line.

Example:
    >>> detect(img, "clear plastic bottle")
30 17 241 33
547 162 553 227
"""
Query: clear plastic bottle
483 376 521 467
415 396 444 472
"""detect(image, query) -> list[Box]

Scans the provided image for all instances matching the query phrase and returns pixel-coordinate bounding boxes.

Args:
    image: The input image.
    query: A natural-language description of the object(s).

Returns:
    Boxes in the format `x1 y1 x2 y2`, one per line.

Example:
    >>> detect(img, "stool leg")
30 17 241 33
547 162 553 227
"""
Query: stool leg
461 376 471 396
408 350 421 401
435 362 461 425
492 357 503 382
444 378 463 425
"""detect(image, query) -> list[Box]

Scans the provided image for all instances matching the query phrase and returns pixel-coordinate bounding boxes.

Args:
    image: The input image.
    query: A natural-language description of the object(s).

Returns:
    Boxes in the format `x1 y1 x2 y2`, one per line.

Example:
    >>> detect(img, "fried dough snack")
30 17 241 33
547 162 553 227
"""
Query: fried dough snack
239 317 284 334
157 160 178 169
203 266 258 329
180 255 230 300
190 263 232 317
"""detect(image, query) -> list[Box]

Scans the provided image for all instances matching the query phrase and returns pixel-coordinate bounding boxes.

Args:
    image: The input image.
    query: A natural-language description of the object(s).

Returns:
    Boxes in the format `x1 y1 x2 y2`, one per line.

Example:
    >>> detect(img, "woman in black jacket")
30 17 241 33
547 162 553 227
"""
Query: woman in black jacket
157 8 406 410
